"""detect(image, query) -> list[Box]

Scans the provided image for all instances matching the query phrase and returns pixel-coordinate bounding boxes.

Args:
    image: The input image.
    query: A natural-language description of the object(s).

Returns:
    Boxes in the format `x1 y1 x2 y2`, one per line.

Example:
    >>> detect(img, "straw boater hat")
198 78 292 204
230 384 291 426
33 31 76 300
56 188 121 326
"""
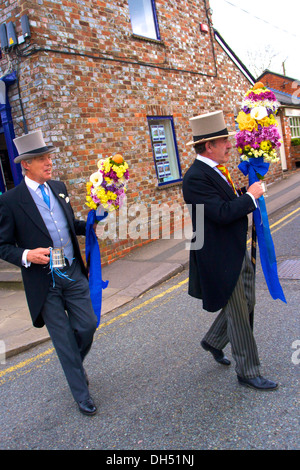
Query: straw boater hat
13 130 56 163
187 110 236 146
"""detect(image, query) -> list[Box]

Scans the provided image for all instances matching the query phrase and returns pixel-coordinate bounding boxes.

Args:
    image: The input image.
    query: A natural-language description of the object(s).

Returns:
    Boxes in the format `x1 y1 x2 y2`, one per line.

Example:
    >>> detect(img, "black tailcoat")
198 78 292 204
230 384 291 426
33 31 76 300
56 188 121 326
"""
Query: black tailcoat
182 159 256 312
0 179 87 327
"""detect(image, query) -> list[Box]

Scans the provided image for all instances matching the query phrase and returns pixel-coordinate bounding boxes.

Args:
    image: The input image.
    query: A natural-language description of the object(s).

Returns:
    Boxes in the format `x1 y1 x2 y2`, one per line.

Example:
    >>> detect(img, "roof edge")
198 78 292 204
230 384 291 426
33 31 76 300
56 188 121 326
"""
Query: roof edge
213 29 256 84
257 69 300 84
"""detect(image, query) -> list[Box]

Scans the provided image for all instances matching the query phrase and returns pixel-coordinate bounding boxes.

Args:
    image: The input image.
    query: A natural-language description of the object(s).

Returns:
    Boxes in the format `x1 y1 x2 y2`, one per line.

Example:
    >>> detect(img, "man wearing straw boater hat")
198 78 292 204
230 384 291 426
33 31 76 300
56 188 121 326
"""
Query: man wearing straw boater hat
0 130 99 415
183 110 278 391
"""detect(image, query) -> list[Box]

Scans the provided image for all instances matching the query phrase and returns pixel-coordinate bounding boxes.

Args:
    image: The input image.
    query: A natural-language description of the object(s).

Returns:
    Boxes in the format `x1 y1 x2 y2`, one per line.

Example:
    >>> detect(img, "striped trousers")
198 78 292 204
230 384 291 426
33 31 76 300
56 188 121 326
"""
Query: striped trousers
203 252 261 378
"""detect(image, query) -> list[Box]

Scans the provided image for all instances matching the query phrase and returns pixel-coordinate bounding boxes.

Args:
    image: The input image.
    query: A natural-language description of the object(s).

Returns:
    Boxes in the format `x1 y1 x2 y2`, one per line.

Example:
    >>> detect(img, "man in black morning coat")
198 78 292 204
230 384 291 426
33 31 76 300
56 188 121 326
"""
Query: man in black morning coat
0 130 99 415
183 110 278 391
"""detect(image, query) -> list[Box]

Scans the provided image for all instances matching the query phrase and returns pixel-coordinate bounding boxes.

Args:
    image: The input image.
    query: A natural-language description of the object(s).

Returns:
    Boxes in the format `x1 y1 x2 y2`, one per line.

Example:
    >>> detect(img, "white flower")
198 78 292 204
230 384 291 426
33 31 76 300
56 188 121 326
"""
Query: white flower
59 193 69 203
250 106 268 121
90 171 103 187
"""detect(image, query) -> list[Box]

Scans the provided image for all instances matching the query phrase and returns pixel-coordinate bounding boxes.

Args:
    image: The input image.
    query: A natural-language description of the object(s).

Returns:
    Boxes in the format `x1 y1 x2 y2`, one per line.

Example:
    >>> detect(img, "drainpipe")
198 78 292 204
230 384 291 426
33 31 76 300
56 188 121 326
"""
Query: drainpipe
0 71 22 186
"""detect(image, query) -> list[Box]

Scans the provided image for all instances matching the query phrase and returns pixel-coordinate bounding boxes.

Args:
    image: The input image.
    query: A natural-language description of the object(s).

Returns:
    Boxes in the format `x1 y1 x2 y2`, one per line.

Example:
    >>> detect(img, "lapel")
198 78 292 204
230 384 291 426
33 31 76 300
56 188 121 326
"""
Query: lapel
17 180 51 239
194 159 237 200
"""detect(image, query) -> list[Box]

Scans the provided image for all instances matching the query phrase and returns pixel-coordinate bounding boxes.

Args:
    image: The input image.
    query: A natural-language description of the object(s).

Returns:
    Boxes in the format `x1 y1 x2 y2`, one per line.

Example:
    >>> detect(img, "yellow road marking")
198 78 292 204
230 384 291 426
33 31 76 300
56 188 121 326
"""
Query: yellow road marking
247 206 300 245
0 347 54 378
98 278 188 331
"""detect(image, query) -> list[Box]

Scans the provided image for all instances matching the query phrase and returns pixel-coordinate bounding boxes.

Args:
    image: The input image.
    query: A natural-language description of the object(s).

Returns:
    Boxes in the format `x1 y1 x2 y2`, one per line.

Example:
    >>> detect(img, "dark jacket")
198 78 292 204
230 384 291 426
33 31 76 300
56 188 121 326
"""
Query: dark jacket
182 159 256 312
0 179 87 327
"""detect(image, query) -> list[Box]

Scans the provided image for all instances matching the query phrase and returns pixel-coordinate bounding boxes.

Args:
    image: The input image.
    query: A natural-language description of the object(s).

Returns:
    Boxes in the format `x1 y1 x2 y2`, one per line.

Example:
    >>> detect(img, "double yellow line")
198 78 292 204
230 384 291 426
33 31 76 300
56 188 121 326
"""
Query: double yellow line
247 206 300 246
1 205 300 382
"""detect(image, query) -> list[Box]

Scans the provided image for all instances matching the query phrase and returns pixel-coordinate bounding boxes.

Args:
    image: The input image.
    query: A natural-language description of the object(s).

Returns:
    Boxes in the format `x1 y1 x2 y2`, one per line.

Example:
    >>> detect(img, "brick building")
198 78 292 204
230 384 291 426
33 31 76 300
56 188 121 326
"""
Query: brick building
0 0 285 264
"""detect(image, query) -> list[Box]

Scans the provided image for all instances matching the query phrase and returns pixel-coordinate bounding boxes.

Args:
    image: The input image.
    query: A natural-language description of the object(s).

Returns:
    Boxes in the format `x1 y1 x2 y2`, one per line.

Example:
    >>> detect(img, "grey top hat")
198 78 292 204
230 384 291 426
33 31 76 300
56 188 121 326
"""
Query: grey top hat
187 110 236 146
13 130 56 163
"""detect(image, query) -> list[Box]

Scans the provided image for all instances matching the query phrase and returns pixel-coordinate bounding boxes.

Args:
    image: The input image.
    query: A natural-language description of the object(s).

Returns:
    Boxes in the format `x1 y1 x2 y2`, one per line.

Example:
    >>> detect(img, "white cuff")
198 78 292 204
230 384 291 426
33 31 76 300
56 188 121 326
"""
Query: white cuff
22 249 31 268
246 192 257 208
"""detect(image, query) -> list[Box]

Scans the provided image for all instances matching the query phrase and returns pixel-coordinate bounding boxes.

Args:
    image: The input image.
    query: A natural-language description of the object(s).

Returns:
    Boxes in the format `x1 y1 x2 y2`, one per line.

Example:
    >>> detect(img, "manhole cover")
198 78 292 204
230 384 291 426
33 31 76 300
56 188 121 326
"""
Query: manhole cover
278 259 300 280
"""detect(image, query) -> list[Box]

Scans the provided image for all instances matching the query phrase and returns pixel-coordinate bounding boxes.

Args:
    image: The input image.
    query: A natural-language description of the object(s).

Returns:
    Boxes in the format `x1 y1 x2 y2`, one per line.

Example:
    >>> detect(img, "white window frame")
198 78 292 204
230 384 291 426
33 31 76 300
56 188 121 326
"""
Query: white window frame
128 0 160 41
289 116 300 138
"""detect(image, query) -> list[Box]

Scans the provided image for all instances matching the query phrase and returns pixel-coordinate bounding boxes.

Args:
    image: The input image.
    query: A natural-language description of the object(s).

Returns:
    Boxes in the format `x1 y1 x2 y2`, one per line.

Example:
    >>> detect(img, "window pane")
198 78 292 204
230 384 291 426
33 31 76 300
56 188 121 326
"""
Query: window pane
290 116 300 138
148 117 182 185
128 0 158 40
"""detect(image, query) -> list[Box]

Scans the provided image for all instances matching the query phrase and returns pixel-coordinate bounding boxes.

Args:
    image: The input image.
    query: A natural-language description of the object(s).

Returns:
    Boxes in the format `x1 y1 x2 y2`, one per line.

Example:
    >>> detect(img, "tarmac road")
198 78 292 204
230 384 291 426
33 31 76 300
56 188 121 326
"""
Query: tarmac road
0 202 299 451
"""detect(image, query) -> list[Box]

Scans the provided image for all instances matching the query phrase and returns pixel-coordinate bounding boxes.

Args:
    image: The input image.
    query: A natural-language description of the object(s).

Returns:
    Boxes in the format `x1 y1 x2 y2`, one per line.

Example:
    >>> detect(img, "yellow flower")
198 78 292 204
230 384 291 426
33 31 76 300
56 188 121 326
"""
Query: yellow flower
85 199 97 210
265 114 276 126
103 159 112 174
236 111 257 132
107 190 117 201
260 140 271 151
96 187 108 203
258 116 270 127
115 167 125 179
86 181 93 195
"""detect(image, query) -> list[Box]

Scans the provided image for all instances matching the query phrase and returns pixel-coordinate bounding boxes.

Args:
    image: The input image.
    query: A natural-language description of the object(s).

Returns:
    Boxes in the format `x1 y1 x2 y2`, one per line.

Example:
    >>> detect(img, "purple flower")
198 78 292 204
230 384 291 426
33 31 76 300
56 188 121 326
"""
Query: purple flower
247 91 277 102
242 106 251 114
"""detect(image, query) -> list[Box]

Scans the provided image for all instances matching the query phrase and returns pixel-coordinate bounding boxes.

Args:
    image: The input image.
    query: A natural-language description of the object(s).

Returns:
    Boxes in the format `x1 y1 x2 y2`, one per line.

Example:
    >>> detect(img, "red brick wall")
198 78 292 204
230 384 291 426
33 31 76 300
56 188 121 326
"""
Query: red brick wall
260 72 299 97
290 146 300 165
258 71 300 171
0 0 284 264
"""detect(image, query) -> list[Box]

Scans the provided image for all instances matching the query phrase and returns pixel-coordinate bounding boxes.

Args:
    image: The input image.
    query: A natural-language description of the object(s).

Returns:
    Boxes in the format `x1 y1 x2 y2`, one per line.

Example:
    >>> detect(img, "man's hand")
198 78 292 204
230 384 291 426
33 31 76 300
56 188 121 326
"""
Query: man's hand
27 248 51 265
247 182 264 199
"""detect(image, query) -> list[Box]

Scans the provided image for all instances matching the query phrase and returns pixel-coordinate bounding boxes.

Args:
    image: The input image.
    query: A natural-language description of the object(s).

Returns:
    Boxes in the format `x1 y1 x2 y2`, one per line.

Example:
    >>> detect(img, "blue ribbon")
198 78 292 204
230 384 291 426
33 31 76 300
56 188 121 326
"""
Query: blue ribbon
49 248 75 287
85 209 109 327
238 157 286 303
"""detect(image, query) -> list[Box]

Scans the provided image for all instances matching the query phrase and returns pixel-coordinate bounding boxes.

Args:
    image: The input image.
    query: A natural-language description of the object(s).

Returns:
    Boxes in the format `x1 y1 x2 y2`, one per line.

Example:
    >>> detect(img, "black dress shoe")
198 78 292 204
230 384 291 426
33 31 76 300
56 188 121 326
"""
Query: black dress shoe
78 397 97 415
237 375 278 391
201 340 231 366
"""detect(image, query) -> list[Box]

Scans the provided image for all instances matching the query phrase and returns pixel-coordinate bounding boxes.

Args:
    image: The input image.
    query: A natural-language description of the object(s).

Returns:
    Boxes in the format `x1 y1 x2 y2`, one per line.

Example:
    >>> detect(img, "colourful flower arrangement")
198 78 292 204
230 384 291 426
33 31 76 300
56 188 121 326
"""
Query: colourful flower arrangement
235 82 281 163
86 154 129 212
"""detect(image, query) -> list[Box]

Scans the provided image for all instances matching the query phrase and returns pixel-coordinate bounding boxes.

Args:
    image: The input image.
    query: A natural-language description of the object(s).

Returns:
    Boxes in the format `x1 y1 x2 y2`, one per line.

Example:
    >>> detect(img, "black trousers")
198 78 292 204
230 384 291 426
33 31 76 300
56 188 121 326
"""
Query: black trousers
203 253 261 378
42 259 97 402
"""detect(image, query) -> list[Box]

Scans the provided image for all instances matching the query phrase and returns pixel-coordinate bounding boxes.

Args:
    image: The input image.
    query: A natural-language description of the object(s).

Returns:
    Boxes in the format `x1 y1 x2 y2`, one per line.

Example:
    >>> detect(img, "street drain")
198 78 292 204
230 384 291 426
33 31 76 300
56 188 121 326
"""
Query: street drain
278 259 300 280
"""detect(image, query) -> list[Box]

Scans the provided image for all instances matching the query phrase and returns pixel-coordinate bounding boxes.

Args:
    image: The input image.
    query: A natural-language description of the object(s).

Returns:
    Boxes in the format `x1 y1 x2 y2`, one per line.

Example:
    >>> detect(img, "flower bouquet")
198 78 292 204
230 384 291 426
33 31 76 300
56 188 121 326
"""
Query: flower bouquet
85 154 129 327
236 82 286 305
86 154 129 213
235 81 281 165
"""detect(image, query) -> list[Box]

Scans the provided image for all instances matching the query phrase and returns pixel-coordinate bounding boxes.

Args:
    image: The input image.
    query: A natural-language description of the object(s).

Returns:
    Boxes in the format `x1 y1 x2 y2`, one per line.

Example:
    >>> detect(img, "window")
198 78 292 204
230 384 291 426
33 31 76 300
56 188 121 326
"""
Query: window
148 116 182 186
128 0 160 40
289 116 300 138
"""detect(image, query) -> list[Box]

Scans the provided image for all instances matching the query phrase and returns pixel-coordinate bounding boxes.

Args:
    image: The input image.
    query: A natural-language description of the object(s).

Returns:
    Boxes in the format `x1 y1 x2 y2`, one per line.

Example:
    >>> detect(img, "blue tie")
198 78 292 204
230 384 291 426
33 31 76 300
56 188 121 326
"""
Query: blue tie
39 184 50 208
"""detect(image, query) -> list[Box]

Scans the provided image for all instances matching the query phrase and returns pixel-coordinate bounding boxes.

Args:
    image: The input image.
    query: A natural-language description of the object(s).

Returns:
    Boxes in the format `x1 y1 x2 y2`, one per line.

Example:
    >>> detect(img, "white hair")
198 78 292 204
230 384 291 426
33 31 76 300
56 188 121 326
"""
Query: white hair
21 159 32 176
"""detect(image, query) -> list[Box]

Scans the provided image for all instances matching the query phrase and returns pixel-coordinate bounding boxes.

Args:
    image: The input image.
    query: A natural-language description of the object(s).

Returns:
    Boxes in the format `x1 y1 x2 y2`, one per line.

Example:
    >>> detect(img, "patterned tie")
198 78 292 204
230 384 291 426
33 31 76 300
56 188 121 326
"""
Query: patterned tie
39 184 50 208
216 165 237 195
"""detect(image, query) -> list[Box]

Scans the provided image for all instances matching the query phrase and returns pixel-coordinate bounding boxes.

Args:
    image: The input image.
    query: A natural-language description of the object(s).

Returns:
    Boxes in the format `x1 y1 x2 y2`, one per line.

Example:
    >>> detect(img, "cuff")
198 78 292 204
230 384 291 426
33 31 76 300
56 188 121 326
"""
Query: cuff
246 192 257 208
22 249 31 268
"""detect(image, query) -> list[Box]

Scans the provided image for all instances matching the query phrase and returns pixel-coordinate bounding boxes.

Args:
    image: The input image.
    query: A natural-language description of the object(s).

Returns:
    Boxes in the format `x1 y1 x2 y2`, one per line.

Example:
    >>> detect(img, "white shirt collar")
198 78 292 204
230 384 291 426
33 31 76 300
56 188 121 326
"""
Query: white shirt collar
25 176 49 192
196 155 218 168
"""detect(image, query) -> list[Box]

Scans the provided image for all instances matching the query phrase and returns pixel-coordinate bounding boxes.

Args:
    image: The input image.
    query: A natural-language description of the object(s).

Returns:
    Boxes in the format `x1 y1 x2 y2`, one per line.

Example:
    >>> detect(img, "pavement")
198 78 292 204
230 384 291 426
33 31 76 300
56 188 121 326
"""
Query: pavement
1 169 300 359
